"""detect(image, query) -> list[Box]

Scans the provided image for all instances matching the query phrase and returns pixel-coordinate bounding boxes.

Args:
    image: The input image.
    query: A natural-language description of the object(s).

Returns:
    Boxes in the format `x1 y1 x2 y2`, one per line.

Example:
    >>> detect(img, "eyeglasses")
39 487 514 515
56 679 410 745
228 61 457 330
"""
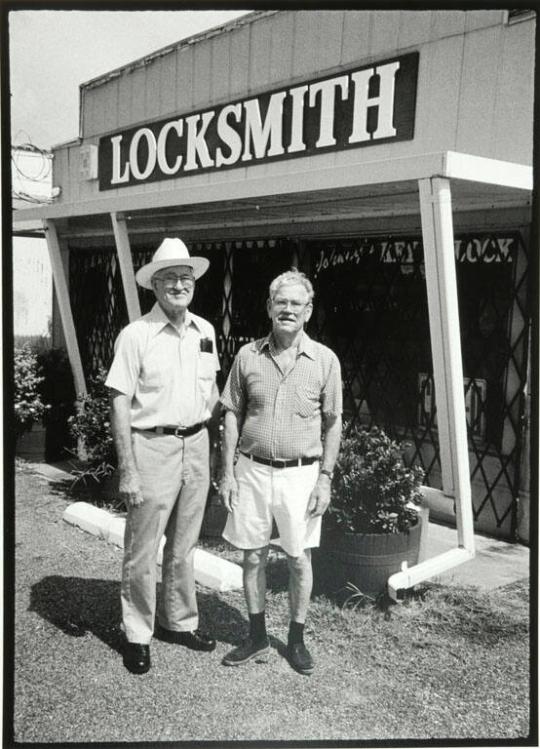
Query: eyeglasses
154 273 195 287
272 299 311 312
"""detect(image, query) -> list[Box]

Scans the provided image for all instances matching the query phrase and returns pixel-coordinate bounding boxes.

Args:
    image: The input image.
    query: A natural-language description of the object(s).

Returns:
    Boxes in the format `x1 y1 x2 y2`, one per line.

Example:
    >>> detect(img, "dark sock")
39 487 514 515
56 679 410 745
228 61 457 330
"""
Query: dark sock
249 612 267 644
288 620 305 646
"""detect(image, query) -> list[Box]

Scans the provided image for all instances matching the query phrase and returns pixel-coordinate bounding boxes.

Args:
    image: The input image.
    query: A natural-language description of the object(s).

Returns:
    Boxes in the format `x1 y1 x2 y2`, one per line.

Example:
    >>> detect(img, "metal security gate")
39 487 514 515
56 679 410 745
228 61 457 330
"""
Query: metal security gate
299 232 529 537
69 230 529 537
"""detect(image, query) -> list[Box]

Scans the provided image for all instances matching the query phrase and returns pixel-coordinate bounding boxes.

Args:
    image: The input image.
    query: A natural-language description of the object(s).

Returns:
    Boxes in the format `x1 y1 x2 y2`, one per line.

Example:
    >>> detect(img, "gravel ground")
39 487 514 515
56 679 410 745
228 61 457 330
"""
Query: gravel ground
10 460 532 744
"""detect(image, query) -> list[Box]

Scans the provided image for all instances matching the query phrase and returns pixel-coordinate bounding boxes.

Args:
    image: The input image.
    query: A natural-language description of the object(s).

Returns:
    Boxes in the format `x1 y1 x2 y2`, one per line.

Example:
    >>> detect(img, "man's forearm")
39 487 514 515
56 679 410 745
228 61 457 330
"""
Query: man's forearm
321 414 342 474
110 390 137 475
221 409 240 475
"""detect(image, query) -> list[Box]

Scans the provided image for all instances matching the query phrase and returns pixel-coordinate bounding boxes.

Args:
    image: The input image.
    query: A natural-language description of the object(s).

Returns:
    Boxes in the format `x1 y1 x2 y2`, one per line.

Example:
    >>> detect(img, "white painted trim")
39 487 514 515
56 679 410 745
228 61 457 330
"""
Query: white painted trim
443 151 533 190
418 178 453 496
387 548 475 599
418 178 475 552
63 501 243 591
43 220 87 396
12 151 532 227
110 212 141 322
12 152 449 224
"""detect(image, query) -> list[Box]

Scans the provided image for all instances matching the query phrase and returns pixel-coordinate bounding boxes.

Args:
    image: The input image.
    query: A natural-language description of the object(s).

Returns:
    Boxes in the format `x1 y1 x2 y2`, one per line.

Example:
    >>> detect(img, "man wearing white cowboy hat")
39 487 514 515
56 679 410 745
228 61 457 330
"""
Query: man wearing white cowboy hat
106 237 220 674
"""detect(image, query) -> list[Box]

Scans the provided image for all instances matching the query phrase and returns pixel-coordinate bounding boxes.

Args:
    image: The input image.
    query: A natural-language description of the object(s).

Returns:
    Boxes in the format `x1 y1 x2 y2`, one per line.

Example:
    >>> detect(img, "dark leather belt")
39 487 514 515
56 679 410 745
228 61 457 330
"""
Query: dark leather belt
240 452 320 469
134 422 207 437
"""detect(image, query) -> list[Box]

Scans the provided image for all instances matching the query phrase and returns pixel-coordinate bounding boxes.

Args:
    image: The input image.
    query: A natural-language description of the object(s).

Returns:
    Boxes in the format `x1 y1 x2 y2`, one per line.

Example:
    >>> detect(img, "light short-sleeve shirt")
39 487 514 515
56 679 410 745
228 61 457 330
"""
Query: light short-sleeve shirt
105 303 219 429
220 332 342 460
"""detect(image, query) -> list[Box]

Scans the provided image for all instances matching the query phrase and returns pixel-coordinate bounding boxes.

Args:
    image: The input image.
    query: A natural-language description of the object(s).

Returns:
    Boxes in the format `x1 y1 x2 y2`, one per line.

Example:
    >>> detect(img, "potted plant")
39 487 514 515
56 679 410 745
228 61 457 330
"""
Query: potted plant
313 424 425 599
67 367 120 506
37 347 77 462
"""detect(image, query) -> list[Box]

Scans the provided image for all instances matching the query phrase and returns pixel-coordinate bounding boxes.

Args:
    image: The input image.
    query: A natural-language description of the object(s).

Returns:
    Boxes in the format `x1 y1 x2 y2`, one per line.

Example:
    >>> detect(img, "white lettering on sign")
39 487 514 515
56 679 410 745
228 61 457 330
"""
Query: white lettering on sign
309 75 349 148
349 62 400 142
216 104 243 167
184 112 215 171
103 53 418 190
287 85 308 154
157 119 183 174
242 92 287 162
111 135 130 184
130 128 157 180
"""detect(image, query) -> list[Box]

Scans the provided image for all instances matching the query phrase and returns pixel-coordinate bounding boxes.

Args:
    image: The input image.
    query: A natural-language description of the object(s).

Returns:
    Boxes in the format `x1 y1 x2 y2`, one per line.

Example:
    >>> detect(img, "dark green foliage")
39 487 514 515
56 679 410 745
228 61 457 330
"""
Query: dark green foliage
328 425 424 534
37 348 77 461
68 367 116 484
14 346 49 437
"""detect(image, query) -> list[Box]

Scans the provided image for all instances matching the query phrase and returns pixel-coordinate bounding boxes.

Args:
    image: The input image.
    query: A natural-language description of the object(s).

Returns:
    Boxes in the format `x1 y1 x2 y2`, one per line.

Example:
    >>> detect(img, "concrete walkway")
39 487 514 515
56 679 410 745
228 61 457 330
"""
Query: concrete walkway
30 459 530 592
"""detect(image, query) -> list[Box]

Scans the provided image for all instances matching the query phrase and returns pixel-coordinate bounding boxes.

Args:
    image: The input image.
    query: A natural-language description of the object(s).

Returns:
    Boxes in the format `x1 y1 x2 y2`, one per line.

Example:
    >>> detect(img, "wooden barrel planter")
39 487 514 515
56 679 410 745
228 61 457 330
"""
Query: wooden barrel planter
313 518 422 599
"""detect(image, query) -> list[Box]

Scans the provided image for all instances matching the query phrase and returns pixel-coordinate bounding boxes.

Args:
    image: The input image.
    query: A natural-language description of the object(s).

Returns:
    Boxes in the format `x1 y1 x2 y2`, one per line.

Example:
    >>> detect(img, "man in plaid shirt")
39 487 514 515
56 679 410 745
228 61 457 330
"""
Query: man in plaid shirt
219 269 342 675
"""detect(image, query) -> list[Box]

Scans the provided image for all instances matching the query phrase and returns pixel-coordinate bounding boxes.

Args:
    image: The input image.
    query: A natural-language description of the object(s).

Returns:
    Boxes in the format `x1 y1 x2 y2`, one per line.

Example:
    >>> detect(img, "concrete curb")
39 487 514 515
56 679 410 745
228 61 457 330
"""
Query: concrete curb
63 502 243 592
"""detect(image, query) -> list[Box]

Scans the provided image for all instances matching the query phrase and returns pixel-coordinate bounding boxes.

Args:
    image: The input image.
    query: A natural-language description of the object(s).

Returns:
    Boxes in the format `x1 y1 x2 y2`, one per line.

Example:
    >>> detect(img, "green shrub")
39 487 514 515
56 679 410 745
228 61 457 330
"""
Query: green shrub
14 346 49 437
328 425 424 534
37 347 77 461
68 366 115 485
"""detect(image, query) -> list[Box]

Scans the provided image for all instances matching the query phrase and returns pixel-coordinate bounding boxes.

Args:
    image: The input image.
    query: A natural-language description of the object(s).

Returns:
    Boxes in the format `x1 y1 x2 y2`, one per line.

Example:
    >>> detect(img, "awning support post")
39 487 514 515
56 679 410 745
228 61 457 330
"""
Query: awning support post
111 212 141 322
387 177 475 599
418 177 474 550
43 219 87 396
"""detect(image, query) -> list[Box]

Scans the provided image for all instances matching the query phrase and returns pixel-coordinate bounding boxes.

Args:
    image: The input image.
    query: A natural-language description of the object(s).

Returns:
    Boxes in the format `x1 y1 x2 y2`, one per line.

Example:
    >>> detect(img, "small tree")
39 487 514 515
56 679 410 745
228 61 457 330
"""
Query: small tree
14 346 49 438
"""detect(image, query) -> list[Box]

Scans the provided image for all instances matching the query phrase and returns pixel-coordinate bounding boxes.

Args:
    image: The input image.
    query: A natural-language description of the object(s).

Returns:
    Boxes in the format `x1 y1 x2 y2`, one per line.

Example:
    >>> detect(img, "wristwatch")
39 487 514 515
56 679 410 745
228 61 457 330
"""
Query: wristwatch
320 468 334 479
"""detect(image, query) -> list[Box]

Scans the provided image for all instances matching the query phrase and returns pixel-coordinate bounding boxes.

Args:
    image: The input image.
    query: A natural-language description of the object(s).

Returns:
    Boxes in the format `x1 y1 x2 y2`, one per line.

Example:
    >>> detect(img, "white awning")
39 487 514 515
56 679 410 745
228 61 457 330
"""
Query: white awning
12 151 532 233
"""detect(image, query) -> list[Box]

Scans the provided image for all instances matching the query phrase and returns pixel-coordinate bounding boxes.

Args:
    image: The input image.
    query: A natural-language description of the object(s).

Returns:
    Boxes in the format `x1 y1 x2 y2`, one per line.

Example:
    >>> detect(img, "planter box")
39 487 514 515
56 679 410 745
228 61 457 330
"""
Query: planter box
313 518 422 599
16 422 46 461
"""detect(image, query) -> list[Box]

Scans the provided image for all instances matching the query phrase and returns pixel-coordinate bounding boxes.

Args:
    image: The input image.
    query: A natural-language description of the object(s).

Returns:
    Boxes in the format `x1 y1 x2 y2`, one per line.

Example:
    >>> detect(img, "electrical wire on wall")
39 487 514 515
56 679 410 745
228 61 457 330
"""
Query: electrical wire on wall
11 133 55 205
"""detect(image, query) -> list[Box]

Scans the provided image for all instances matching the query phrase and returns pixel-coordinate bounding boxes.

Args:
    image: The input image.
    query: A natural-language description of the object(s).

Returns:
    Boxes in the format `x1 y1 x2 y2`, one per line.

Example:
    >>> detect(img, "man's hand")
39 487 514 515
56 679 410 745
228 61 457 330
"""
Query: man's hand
119 469 144 508
219 472 238 513
307 474 331 517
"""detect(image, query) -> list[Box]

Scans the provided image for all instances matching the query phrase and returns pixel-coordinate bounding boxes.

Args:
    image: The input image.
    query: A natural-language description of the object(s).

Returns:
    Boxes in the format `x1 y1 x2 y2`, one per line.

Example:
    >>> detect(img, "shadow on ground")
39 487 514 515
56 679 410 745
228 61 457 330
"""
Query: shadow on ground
265 555 289 594
29 576 248 651
46 478 126 512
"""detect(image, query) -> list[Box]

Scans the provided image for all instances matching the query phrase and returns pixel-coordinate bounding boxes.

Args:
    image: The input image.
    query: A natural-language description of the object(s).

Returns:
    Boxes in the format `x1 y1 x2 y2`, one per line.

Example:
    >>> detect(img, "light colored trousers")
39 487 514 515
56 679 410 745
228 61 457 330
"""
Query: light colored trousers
121 428 210 644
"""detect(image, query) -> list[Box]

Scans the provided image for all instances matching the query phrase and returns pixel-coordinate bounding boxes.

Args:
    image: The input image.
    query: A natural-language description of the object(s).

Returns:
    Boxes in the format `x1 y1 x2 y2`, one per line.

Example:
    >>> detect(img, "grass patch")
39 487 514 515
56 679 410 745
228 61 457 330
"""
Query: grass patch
13 466 532 744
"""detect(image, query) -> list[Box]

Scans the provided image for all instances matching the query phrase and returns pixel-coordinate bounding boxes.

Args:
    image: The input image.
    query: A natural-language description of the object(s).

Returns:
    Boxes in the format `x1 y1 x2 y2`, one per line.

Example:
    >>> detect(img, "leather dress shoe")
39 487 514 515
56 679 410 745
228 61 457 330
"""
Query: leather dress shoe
123 643 150 674
157 626 216 651
222 637 270 666
287 642 314 675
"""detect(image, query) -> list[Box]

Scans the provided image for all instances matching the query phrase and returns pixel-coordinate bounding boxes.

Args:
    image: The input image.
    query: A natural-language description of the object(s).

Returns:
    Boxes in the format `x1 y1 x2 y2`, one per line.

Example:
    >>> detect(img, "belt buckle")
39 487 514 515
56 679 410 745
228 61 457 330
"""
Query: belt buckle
174 426 184 437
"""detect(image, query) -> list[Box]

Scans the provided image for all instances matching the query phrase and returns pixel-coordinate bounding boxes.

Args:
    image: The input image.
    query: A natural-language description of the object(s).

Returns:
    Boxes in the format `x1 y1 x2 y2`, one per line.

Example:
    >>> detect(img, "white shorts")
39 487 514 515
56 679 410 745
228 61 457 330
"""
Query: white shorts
222 453 321 557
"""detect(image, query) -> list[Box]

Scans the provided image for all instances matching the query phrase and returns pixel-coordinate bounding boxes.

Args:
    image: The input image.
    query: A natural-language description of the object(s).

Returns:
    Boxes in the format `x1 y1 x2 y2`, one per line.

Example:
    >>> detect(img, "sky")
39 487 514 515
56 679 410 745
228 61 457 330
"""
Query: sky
8 8 252 150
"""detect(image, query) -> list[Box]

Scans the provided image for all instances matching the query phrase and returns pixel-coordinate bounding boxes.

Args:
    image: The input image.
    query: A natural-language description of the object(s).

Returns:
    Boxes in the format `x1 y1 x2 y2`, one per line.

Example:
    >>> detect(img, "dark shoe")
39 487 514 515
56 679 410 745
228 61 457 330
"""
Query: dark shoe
157 626 216 652
123 643 150 674
222 638 270 666
287 642 314 675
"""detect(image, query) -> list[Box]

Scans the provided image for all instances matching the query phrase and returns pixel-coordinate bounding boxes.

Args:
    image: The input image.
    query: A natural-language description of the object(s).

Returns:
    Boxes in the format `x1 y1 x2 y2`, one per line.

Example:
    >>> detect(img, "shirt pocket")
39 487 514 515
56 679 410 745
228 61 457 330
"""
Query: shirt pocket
294 386 320 418
197 352 216 401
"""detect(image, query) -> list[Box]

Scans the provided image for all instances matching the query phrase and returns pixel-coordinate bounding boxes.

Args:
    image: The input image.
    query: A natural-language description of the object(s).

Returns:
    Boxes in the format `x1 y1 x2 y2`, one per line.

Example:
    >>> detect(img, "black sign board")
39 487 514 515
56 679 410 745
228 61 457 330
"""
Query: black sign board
98 52 419 191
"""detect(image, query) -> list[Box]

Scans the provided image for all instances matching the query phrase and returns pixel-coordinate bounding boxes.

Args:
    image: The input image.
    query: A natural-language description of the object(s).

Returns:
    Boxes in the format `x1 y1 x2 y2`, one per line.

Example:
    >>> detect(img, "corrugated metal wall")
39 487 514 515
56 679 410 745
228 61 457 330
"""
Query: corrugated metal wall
54 10 535 205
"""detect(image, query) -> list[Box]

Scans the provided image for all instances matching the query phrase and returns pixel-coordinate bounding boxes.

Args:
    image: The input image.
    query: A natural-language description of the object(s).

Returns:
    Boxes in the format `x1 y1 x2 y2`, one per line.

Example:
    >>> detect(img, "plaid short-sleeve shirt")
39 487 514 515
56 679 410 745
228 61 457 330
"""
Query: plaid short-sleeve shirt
220 332 342 460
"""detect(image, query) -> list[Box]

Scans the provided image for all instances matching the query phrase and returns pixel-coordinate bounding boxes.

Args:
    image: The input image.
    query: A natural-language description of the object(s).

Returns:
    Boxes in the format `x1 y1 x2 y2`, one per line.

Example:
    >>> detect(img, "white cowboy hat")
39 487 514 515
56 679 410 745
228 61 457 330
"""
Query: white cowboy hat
135 238 209 289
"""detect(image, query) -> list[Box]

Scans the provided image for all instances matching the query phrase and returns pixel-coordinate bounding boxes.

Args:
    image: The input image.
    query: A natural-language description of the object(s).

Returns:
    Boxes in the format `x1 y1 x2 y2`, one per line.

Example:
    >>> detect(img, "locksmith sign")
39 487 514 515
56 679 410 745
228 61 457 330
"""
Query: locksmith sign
98 52 418 190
